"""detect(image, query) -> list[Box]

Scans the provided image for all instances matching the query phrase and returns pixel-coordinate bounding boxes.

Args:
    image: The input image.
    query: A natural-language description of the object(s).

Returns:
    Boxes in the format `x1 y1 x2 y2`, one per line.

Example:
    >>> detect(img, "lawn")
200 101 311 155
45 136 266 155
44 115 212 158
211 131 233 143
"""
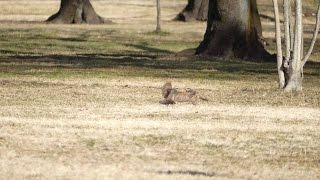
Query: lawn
0 0 319 179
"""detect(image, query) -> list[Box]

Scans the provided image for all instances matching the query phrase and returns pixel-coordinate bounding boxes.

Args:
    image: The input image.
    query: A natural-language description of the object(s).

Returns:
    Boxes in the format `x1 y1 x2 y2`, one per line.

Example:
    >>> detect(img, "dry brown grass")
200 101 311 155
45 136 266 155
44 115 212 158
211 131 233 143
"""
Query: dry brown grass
0 77 320 179
0 0 320 179
0 78 320 179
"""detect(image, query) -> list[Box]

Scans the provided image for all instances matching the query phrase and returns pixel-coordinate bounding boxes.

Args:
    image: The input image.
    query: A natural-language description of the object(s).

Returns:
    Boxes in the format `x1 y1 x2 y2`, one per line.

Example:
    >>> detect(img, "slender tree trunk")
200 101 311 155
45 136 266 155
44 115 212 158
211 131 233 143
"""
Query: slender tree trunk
175 0 209 21
302 2 320 66
156 0 161 32
273 0 320 92
273 0 285 88
284 0 303 91
47 0 111 24
283 0 292 86
195 0 272 60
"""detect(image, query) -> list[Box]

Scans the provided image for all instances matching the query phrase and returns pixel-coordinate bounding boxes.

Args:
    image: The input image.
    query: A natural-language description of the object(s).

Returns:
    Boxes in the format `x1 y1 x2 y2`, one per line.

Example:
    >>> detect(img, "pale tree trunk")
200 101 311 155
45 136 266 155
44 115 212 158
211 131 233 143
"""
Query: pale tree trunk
273 0 320 91
156 0 161 32
285 0 303 91
272 0 285 88
47 0 111 24
196 0 271 60
302 2 320 65
175 0 209 21
283 0 291 79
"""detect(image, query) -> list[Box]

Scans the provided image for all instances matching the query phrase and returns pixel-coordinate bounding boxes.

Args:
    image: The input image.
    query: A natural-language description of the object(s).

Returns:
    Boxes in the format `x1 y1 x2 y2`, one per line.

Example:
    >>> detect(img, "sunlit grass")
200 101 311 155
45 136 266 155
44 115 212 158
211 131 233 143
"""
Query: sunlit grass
0 0 319 179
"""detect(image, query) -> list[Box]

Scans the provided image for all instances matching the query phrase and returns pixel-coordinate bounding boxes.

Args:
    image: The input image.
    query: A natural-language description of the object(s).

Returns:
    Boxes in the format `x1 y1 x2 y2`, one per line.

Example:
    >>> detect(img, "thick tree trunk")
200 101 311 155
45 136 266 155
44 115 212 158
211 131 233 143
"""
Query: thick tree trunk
196 0 271 60
47 0 111 24
175 0 209 21
251 0 263 38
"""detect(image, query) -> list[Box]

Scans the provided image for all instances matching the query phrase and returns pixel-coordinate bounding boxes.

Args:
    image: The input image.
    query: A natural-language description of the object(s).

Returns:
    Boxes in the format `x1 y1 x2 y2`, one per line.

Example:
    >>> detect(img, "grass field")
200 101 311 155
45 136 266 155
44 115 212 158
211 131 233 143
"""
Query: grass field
0 0 320 179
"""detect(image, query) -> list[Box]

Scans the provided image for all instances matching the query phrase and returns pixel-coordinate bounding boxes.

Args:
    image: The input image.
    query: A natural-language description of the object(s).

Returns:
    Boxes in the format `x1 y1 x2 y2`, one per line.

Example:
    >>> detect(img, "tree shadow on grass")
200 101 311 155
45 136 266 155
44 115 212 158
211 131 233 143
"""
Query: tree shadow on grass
125 42 172 54
0 20 46 24
1 50 319 78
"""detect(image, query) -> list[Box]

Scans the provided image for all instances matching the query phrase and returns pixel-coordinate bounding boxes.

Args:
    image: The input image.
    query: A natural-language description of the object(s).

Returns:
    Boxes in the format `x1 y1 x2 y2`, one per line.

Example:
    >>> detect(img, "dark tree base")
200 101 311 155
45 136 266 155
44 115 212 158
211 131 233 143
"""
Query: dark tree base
174 0 209 22
195 30 274 61
195 0 273 61
47 0 111 24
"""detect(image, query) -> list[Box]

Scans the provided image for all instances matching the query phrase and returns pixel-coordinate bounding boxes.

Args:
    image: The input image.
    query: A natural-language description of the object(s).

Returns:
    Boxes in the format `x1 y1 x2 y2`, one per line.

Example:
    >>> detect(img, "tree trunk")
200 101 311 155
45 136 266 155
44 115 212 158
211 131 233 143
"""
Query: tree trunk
156 0 162 32
196 0 271 60
284 0 303 91
175 0 209 21
251 0 263 38
47 0 111 24
273 0 285 88
273 0 320 92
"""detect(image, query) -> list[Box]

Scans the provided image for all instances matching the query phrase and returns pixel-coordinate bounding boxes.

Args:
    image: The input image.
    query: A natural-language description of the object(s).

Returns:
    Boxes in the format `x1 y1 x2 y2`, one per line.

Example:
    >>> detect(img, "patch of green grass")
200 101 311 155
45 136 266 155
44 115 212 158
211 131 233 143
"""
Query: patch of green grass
0 53 319 84
0 24 319 106
84 139 96 148
0 27 197 60
144 31 172 36
132 134 175 146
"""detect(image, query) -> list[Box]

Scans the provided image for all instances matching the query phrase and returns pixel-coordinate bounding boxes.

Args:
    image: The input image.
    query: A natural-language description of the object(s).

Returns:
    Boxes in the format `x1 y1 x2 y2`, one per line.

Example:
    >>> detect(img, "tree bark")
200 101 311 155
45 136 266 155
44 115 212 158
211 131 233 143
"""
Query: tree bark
195 0 271 60
156 0 162 32
175 0 209 21
47 0 111 24
284 0 303 91
272 0 320 92
273 0 285 88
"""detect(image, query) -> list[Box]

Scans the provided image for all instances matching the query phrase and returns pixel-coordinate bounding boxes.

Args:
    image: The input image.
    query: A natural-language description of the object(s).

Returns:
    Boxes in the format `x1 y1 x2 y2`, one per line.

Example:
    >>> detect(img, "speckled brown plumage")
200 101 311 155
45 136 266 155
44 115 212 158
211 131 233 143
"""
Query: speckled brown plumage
160 82 208 105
